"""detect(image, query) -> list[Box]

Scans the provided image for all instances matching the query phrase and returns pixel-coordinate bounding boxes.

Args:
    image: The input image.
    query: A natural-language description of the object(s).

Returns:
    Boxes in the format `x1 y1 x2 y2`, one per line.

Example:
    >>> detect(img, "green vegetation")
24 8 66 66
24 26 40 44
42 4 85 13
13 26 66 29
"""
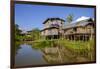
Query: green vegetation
54 39 95 61
66 14 74 23
15 24 41 41
28 40 54 49
28 28 41 40
15 24 22 41
29 39 95 61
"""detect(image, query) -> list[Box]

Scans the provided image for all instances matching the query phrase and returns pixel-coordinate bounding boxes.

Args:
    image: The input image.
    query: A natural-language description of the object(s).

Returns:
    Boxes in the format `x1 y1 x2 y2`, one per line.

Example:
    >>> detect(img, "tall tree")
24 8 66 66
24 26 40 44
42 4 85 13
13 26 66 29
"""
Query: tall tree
66 14 74 23
15 24 22 41
15 24 22 35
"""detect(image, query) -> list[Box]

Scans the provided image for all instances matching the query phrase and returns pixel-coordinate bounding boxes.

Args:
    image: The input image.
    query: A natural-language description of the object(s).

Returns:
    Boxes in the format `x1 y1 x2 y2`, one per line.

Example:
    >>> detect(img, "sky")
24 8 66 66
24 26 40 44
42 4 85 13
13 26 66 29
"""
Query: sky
15 4 95 31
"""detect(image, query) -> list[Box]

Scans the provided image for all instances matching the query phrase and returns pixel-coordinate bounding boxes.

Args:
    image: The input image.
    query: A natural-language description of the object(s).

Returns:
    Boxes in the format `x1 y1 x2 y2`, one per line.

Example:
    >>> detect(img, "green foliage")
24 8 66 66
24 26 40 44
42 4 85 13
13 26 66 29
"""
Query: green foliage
30 40 54 49
66 14 74 23
15 24 22 35
30 39 95 60
28 28 41 41
15 24 41 41
55 39 95 60
15 24 22 41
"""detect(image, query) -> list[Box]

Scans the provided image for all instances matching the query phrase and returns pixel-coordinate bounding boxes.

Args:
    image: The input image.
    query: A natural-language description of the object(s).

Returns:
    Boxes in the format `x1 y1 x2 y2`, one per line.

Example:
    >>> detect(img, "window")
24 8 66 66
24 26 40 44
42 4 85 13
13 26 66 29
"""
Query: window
73 27 77 32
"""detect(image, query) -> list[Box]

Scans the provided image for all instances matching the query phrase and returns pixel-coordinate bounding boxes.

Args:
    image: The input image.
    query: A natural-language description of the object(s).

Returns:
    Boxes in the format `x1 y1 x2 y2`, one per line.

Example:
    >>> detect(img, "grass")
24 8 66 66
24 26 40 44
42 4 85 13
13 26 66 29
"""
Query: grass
30 40 54 49
31 39 95 50
31 38 95 61
56 39 95 60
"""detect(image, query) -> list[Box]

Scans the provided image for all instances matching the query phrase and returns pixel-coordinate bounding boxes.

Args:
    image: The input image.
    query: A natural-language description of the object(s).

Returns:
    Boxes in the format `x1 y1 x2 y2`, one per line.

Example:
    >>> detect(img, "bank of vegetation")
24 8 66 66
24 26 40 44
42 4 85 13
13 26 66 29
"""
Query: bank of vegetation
30 39 95 61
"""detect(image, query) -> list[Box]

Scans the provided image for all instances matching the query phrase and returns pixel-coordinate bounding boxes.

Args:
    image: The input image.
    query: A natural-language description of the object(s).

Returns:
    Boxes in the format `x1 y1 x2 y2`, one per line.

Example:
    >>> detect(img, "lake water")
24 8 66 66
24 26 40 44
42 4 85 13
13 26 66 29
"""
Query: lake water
15 43 89 67
15 44 48 67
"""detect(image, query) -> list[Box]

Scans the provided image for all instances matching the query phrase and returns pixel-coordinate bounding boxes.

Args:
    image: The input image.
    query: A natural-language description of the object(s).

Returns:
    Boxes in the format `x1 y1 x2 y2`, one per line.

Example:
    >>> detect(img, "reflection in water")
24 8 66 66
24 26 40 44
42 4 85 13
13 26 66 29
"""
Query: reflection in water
42 46 89 64
15 42 91 67
42 47 75 64
15 44 47 67
15 43 21 55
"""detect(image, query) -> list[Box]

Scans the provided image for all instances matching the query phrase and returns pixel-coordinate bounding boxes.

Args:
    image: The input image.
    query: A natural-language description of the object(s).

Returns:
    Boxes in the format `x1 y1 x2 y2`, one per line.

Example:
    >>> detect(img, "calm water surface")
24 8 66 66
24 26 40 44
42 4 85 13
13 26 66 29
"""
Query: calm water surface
15 44 48 67
15 43 89 67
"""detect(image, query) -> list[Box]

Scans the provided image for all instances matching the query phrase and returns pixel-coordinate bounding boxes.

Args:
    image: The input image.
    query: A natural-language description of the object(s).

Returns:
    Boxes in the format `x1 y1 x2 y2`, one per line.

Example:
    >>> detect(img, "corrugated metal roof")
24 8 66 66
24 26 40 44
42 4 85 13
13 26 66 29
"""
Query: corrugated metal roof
43 18 65 24
63 18 94 29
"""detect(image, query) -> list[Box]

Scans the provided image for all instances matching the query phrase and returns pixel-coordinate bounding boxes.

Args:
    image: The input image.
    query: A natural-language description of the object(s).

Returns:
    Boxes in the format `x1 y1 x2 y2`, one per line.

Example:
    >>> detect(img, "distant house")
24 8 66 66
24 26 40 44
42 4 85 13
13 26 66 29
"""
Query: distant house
41 17 95 41
41 18 65 39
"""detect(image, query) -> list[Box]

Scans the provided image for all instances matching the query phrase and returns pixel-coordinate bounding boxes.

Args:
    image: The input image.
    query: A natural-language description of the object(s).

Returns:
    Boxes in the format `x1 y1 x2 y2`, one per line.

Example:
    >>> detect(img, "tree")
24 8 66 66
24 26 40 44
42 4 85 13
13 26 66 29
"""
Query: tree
30 28 41 40
15 24 22 41
15 24 22 35
66 14 74 23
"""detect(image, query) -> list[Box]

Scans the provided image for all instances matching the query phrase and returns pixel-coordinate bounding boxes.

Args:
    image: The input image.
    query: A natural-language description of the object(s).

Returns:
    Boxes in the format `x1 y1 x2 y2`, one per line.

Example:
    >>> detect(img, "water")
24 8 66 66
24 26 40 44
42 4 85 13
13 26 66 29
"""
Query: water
15 43 89 67
15 44 47 67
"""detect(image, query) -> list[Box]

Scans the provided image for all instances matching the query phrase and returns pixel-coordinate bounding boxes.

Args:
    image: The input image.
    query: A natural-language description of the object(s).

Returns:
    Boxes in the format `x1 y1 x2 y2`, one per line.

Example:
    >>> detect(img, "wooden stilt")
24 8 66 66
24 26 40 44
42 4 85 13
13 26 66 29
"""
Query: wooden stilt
71 35 72 40
73 35 75 41
79 35 81 41
75 35 76 41
85 35 87 41
84 34 85 41
83 34 84 41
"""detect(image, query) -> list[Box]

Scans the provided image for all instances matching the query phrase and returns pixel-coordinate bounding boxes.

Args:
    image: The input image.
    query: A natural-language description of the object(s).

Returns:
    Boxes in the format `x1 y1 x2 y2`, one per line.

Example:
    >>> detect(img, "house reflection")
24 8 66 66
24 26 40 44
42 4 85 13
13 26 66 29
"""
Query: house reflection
41 45 91 64
42 46 77 64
